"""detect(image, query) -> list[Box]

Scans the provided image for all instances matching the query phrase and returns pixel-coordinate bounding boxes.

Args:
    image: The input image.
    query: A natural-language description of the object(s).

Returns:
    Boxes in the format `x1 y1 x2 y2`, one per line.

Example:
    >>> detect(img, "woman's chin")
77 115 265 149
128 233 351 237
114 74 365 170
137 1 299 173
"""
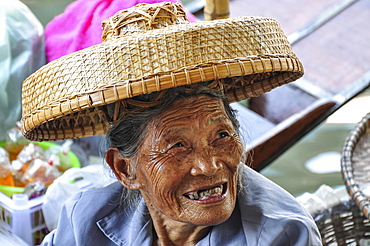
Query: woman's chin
176 197 236 226
187 207 234 226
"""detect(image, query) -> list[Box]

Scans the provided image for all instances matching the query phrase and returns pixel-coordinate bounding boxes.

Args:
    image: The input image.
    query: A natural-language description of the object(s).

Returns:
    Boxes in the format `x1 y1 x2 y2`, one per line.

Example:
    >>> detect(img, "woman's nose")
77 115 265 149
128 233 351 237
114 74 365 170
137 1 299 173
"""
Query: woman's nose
190 152 221 176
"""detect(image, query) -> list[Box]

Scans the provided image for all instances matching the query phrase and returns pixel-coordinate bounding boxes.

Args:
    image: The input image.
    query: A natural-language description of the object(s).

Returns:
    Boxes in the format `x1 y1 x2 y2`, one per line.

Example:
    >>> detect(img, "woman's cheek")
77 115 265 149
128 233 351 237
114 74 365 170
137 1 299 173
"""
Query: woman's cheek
150 158 186 213
147 154 185 192
157 187 179 206
232 139 244 164
143 155 169 191
214 138 243 168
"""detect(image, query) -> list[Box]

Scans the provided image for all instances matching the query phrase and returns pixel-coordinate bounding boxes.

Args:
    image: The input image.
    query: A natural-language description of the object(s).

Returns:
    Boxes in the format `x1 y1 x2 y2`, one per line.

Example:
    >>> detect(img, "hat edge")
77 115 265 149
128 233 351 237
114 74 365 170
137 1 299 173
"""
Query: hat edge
21 56 303 141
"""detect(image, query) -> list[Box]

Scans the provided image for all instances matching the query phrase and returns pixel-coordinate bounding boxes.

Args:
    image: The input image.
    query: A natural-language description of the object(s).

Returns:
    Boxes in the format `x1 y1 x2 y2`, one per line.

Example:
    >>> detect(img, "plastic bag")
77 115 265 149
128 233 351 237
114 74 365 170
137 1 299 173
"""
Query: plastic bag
0 147 14 186
42 165 116 230
45 140 74 172
4 123 30 161
0 0 45 141
13 143 45 186
21 158 61 186
296 184 351 217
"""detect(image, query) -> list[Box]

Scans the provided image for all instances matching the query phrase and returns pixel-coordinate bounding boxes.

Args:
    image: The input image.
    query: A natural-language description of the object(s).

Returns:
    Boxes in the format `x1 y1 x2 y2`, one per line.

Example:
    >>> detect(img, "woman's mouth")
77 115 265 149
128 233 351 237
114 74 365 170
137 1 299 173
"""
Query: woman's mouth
183 183 227 202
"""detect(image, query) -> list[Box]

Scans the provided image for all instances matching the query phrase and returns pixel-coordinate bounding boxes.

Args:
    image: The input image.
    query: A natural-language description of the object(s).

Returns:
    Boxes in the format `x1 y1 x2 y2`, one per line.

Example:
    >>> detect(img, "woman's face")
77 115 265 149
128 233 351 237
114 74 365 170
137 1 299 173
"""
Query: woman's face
134 95 243 226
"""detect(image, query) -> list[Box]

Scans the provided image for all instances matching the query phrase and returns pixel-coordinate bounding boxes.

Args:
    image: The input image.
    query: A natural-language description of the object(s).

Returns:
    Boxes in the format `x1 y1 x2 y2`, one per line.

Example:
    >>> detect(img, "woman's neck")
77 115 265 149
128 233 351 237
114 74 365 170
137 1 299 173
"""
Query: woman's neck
146 204 211 246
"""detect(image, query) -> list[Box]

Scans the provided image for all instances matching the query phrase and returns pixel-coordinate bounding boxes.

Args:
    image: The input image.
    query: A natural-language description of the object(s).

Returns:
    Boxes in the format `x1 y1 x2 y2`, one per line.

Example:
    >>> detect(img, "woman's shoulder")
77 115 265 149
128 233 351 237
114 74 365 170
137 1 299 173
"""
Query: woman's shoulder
40 182 125 245
65 181 123 220
238 165 314 221
238 165 322 245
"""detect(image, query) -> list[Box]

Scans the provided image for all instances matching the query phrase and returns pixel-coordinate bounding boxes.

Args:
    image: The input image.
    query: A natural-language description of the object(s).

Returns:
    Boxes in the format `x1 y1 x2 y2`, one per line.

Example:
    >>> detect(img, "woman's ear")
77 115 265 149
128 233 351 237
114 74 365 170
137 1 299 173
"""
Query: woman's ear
105 147 142 190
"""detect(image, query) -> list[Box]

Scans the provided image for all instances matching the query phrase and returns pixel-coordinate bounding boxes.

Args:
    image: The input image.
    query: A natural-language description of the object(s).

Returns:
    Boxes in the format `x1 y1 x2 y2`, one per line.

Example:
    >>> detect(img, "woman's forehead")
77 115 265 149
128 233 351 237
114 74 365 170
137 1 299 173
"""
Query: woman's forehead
160 114 230 135
150 96 231 134
158 95 226 120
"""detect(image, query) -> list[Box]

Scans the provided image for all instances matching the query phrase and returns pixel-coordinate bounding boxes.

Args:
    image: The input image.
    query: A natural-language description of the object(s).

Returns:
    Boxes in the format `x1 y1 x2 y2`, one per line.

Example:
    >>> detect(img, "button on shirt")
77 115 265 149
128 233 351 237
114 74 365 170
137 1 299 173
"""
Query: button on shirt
40 165 322 246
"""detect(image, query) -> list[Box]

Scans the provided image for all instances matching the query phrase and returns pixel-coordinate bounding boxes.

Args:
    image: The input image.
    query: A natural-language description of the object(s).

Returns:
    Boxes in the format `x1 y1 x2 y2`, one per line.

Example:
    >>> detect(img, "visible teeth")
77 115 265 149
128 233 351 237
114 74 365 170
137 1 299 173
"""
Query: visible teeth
215 187 222 194
186 185 223 200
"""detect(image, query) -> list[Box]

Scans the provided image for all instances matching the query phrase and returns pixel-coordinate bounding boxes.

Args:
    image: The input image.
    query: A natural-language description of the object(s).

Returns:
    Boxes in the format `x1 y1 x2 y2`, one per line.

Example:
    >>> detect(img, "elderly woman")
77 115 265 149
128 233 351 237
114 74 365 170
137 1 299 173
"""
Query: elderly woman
21 2 322 245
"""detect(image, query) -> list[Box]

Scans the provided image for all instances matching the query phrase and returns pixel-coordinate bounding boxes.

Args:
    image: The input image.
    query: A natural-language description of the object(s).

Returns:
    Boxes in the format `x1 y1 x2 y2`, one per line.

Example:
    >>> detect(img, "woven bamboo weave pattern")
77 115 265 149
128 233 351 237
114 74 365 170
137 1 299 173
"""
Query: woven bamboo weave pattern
341 112 370 219
22 17 298 115
315 200 370 245
21 2 303 141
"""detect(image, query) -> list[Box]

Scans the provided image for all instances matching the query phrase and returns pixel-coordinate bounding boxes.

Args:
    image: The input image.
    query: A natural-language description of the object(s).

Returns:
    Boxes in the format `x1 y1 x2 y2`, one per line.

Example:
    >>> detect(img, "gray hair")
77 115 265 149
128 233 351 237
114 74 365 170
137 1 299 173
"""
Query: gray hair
105 82 242 206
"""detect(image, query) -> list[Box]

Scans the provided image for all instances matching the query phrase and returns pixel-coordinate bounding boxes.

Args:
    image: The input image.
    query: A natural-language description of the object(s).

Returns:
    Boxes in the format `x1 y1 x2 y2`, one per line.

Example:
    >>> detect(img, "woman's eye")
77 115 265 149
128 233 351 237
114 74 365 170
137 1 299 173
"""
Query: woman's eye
171 142 184 148
217 131 229 139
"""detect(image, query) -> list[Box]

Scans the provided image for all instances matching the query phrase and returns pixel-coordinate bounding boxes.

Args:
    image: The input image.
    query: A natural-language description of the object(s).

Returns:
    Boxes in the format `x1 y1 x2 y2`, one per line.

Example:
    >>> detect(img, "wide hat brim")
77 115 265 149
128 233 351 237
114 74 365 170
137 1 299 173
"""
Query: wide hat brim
21 8 303 141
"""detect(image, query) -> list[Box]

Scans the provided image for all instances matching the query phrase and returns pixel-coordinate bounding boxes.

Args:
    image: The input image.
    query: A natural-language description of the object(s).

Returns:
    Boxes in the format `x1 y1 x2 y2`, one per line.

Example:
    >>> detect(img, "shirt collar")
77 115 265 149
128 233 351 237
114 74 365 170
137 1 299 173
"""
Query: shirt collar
96 198 153 245
199 203 247 246
97 197 247 246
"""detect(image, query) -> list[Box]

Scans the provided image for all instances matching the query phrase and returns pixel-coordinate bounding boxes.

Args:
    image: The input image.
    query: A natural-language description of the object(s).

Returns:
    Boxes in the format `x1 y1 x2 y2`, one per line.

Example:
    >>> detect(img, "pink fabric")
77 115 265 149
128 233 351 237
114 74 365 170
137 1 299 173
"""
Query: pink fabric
45 0 197 62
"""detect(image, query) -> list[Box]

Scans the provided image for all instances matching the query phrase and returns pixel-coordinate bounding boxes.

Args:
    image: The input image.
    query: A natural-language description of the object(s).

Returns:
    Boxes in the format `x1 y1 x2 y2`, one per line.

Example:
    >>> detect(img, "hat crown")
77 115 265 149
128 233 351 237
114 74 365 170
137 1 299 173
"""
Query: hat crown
102 2 189 41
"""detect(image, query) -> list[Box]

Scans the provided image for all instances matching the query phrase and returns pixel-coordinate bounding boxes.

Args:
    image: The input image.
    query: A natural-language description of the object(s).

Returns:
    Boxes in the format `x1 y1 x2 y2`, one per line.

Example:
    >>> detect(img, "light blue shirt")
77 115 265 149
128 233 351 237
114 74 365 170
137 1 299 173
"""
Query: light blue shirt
40 165 322 245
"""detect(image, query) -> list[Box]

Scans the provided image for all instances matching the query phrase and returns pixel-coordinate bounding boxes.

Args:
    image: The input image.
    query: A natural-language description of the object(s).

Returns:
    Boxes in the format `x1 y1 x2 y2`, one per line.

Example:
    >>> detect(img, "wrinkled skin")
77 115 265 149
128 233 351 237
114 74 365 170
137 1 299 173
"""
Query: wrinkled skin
107 95 244 245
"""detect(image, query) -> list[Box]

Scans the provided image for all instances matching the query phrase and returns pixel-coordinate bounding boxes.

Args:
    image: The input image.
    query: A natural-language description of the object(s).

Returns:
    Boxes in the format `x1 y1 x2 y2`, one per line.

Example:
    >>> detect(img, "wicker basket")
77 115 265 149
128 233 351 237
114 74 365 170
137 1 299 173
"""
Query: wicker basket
314 112 370 245
315 200 370 246
341 112 370 219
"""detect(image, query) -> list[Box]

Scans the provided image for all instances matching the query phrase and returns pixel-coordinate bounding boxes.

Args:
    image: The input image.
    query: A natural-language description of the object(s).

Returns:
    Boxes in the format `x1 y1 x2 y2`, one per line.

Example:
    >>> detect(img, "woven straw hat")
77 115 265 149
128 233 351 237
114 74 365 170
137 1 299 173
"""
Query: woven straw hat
21 2 303 141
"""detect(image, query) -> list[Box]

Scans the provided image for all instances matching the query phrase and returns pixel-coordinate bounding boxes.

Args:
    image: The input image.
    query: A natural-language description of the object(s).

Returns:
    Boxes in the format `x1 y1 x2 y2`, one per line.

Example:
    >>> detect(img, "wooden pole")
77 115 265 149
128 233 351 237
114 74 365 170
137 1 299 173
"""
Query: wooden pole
204 0 230 21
